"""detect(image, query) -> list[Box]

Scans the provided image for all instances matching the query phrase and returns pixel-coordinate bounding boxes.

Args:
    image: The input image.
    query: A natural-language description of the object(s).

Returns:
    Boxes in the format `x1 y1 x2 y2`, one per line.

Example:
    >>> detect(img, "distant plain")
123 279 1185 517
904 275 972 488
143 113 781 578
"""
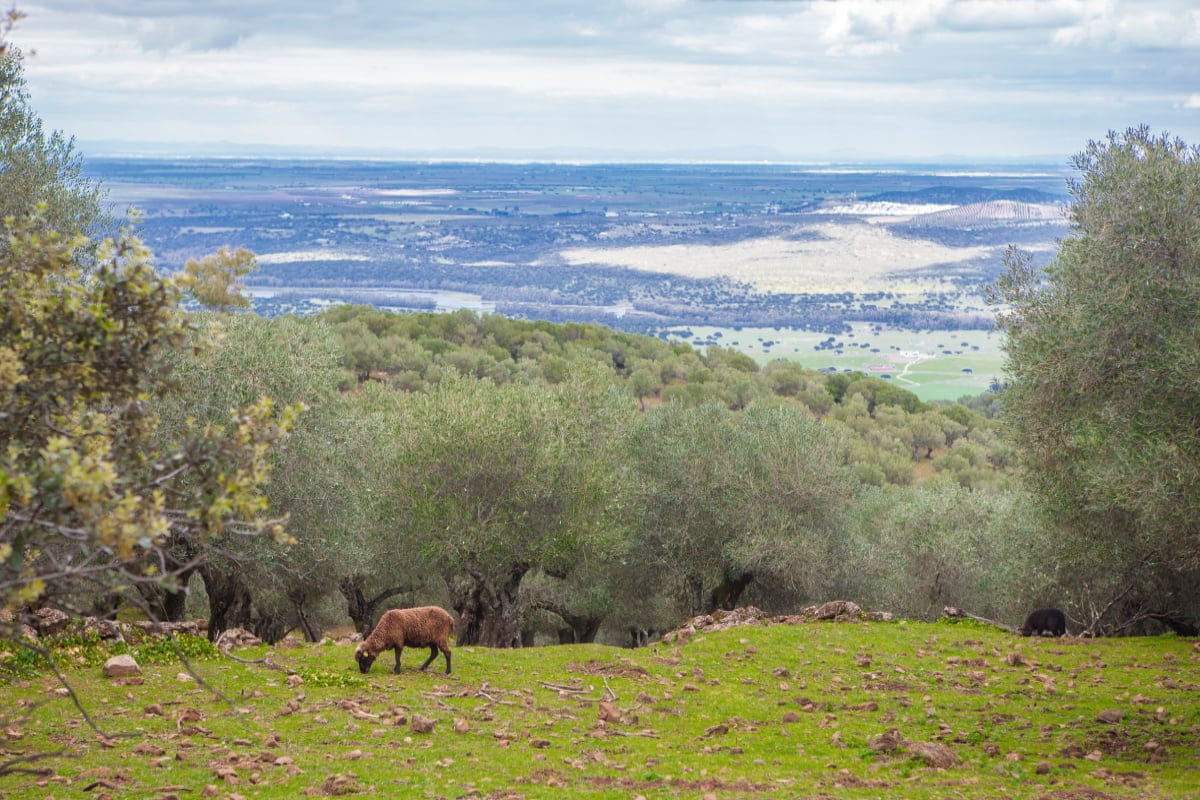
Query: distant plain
87 158 1072 400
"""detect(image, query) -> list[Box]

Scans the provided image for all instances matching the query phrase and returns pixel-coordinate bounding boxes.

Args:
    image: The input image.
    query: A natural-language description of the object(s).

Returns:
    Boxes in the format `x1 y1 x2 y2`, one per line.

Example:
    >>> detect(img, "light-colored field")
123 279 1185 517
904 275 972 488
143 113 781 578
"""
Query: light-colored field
679 323 1006 401
255 250 372 264
561 222 993 293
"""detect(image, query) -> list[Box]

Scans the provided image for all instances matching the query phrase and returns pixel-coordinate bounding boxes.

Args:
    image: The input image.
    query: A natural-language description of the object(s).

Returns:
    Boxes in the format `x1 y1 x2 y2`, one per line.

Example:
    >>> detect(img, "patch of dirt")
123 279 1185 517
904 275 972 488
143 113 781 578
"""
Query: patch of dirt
568 659 649 679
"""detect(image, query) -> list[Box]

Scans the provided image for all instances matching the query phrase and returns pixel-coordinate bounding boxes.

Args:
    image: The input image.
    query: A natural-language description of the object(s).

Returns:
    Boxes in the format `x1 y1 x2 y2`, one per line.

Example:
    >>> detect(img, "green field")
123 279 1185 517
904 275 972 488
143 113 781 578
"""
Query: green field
678 324 1006 402
4 617 1198 799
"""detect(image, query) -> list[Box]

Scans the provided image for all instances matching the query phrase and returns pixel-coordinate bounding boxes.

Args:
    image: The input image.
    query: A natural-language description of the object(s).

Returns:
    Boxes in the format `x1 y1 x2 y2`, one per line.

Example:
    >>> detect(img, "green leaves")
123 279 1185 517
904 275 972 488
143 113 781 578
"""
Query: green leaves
175 246 258 311
1 217 300 613
993 127 1200 633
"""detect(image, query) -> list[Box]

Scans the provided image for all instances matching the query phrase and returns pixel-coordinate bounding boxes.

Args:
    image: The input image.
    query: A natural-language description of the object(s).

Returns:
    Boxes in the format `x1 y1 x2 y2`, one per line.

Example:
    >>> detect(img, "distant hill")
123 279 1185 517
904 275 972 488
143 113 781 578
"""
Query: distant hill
908 200 1067 226
864 186 1065 204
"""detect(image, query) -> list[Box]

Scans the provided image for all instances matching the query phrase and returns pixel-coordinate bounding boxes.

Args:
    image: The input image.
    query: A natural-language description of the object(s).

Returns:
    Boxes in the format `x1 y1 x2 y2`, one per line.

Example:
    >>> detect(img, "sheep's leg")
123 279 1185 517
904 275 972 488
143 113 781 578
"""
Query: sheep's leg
419 644 438 671
393 647 403 673
442 648 452 674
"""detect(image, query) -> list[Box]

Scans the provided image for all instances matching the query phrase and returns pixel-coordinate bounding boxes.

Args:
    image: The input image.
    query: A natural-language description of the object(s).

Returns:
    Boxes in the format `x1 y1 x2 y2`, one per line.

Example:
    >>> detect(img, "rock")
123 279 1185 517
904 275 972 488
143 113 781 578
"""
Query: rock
102 654 141 677
410 715 435 734
906 741 959 769
1035 760 1052 775
1005 652 1027 666
868 728 905 753
598 702 623 722
453 718 470 734
1096 709 1125 724
804 600 863 621
213 627 262 647
32 607 71 636
82 616 133 640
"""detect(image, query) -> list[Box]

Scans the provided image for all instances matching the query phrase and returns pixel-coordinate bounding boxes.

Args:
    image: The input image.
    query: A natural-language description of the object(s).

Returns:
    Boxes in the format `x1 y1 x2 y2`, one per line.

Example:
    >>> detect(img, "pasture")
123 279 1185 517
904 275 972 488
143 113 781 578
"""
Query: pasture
3 615 1197 799
679 323 1006 402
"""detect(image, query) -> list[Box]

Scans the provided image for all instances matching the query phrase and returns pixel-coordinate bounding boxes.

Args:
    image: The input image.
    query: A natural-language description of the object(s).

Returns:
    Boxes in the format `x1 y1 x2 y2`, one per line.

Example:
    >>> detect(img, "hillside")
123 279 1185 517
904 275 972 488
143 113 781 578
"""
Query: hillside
908 200 1066 226
3 614 1197 799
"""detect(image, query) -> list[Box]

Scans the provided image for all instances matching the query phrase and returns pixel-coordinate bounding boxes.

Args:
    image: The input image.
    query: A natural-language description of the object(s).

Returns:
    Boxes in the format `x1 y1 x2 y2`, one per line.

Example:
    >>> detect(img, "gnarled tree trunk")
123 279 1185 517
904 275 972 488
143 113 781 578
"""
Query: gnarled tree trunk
199 564 254 642
338 575 413 635
451 565 528 647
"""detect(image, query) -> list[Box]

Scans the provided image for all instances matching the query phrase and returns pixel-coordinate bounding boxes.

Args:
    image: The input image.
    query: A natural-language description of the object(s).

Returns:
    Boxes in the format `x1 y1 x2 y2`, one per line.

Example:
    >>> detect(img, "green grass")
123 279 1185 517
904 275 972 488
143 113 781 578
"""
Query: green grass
683 324 1006 402
3 618 1199 798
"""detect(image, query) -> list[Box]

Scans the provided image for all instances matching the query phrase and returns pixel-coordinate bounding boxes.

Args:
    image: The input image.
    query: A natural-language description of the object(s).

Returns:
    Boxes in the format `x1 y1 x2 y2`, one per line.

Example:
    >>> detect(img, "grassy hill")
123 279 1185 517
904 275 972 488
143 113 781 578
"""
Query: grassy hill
3 616 1198 799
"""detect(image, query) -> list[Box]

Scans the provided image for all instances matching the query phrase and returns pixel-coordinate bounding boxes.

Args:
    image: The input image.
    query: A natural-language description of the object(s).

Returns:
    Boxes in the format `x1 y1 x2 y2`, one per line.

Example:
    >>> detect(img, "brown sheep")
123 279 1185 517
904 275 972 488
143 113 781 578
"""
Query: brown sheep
354 606 454 675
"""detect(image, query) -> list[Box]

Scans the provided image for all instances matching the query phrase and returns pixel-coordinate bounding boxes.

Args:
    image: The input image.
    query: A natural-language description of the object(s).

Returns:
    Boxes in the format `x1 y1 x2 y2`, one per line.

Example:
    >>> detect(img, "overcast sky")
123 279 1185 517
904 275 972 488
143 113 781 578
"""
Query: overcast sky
11 0 1200 162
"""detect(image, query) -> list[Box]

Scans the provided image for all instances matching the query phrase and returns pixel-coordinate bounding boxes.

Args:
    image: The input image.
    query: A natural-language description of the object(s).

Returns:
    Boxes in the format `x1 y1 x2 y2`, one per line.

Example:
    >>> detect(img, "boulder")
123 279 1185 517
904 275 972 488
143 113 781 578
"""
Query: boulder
32 607 71 636
803 600 863 621
103 654 141 678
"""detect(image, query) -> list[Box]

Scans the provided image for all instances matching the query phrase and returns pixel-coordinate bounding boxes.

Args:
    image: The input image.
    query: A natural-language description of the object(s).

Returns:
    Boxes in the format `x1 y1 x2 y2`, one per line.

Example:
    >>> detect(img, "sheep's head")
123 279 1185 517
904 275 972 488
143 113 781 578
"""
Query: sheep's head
354 643 378 674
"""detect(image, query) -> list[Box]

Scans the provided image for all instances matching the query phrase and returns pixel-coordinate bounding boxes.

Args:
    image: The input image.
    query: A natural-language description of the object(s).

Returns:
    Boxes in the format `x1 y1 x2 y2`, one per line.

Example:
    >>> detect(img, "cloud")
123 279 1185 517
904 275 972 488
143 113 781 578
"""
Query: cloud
815 0 949 55
15 0 1200 159
1185 94 1200 109
1050 0 1200 48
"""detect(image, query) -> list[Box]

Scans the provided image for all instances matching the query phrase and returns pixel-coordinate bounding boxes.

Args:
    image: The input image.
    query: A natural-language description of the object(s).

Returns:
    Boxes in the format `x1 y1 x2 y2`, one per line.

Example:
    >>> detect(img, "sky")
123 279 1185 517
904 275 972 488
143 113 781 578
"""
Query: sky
9 0 1200 162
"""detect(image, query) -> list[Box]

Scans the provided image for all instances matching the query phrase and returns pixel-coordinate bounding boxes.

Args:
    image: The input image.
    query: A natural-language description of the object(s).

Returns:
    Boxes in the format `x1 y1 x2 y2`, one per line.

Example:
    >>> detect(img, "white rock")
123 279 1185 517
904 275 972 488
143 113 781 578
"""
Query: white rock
103 654 141 677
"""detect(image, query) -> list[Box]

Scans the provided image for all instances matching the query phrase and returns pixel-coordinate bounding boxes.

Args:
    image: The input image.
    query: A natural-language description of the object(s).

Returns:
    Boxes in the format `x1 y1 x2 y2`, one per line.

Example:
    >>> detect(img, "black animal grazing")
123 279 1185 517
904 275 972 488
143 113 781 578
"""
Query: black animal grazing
1019 607 1066 637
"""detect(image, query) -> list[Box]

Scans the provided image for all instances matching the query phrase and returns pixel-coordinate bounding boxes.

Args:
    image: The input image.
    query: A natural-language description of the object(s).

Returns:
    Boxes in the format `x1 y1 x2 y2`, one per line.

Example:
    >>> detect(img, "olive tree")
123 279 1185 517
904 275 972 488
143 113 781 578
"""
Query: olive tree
629 401 857 618
389 366 632 647
1 44 106 237
151 312 343 640
1 219 299 623
991 126 1200 634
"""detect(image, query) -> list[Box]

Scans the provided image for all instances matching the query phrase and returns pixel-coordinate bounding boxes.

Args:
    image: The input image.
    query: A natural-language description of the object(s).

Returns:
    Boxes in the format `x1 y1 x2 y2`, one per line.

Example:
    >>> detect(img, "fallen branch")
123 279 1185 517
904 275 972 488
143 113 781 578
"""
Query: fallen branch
537 680 588 694
941 606 1019 634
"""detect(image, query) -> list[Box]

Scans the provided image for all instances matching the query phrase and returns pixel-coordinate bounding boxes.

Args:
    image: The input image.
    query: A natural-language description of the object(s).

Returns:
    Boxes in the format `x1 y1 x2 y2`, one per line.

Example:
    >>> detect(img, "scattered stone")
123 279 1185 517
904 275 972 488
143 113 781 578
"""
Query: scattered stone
1005 652 1027 667
102 655 141 678
803 600 863 621
1096 709 1125 724
81 617 129 640
214 627 262 648
410 715 435 734
598 702 623 723
321 773 362 796
906 741 959 769
453 719 470 734
31 608 71 637
868 728 904 753
1035 760 1052 774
